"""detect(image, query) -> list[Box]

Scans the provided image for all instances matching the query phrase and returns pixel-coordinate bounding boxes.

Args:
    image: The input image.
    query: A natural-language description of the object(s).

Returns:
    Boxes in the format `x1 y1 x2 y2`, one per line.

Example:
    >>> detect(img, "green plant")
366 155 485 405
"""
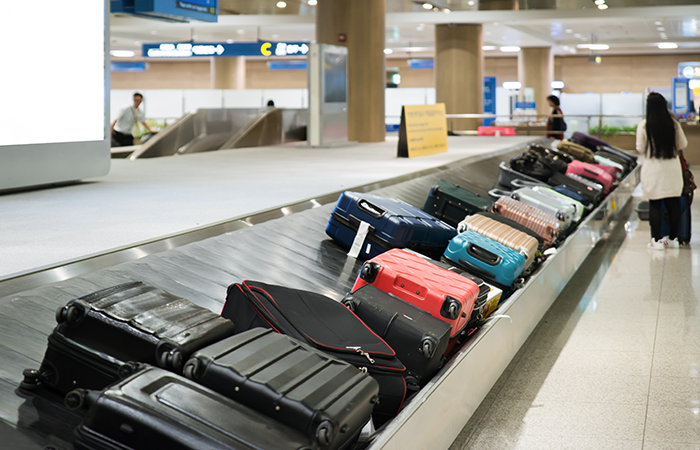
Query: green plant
588 124 637 136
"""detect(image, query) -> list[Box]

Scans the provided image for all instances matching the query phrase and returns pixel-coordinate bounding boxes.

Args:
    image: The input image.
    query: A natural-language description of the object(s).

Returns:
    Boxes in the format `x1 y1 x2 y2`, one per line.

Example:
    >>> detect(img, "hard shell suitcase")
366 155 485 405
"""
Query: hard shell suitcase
552 185 591 207
570 131 609 152
557 140 595 163
459 214 540 269
592 163 622 180
67 366 313 450
222 281 407 426
548 172 605 204
509 187 577 228
661 195 692 244
443 230 526 290
459 211 545 252
566 160 615 194
183 328 378 450
342 284 452 389
497 161 543 189
326 191 456 260
492 197 561 249
351 248 480 342
422 179 493 228
22 282 235 395
527 186 585 222
596 148 636 175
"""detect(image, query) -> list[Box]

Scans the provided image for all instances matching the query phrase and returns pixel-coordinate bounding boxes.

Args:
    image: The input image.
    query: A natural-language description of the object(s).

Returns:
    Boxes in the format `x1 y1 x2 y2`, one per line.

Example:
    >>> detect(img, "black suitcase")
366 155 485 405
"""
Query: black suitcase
183 328 378 450
497 161 543 189
22 282 235 394
547 171 604 205
510 151 568 183
222 281 407 427
422 179 493 228
66 366 313 450
341 284 451 389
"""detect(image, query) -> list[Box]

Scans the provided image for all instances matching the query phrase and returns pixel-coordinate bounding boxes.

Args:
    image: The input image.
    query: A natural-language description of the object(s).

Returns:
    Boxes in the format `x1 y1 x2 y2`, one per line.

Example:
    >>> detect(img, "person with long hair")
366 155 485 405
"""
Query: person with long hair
636 92 689 249
545 95 566 140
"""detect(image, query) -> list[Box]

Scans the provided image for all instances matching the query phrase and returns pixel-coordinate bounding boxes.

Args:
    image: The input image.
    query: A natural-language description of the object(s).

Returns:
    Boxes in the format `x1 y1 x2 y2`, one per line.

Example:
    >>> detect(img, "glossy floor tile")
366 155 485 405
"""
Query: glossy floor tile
451 191 700 450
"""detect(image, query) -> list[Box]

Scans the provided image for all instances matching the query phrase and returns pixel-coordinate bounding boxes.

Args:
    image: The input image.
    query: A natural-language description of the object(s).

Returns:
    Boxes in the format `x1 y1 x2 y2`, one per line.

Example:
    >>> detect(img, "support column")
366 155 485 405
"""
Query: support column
316 0 386 143
479 0 519 10
210 56 246 89
518 47 553 118
435 24 483 132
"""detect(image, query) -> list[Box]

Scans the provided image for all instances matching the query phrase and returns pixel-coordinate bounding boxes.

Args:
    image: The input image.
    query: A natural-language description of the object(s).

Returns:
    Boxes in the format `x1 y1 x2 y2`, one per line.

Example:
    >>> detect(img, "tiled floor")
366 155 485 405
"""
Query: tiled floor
450 197 700 450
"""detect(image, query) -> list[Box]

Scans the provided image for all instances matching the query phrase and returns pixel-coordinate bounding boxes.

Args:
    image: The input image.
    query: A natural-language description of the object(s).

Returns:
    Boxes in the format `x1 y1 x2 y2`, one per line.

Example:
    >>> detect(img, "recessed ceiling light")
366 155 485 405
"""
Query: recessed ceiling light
384 48 393 54
551 81 565 89
658 43 678 49
276 1 287 8
654 21 662 25
577 43 609 50
565 29 573 33
482 46 497 50
226 39 234 44
468 0 475 5
594 0 605 4
598 4 608 9
308 0 317 4
500 46 521 52
503 81 521 89
422 2 433 9
110 50 135 58
237 29 245 34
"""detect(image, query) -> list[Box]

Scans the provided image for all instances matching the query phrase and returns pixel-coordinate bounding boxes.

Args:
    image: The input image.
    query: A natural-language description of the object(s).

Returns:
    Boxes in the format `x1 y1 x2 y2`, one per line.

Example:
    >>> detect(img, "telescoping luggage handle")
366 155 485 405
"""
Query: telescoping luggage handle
358 199 386 219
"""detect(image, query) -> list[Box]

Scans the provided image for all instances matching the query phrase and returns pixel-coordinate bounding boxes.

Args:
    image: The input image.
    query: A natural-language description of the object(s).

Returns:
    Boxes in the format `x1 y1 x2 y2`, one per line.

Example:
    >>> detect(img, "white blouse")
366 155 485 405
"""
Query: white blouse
635 119 688 200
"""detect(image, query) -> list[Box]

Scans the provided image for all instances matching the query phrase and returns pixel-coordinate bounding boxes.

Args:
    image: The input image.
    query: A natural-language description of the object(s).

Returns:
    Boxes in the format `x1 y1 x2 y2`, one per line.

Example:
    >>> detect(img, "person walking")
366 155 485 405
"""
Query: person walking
111 92 157 147
636 92 689 250
545 95 566 140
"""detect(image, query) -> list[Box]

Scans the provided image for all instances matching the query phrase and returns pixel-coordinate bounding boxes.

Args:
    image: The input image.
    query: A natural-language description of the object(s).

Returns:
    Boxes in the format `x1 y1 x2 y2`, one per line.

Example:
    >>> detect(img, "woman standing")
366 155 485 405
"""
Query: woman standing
545 95 566 140
636 92 689 249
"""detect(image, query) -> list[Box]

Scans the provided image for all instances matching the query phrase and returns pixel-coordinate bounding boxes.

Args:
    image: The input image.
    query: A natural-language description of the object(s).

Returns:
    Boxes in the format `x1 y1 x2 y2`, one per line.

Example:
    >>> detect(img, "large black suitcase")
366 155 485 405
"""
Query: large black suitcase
222 281 407 426
183 328 378 450
547 171 604 205
497 161 543 189
422 179 493 228
66 366 313 450
341 284 451 389
22 282 235 394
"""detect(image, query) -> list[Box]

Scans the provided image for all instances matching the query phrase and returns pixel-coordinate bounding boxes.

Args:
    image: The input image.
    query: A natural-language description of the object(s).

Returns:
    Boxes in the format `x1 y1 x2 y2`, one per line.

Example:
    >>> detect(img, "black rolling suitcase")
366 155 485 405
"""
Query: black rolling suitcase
547 171 604 205
341 284 451 390
183 328 379 450
66 366 313 450
22 282 235 395
222 281 407 426
422 179 493 228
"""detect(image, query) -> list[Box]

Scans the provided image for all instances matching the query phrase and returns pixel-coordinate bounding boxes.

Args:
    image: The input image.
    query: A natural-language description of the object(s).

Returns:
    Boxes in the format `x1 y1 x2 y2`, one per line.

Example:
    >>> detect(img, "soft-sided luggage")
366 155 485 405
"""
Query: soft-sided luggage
594 155 625 178
459 211 545 252
342 284 451 389
183 328 377 450
570 131 609 152
66 366 313 450
459 214 540 269
566 160 615 194
422 179 493 228
509 151 567 183
597 144 638 165
443 230 526 290
221 281 407 426
557 140 595 163
351 248 480 342
497 161 542 189
326 191 456 260
492 197 561 249
527 143 574 164
21 282 235 395
508 187 577 228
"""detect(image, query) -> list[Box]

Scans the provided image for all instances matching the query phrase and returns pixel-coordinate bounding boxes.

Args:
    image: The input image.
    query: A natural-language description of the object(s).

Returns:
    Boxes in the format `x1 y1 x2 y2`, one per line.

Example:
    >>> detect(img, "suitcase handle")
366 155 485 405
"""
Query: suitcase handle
466 243 501 266
358 199 386 219
458 258 496 280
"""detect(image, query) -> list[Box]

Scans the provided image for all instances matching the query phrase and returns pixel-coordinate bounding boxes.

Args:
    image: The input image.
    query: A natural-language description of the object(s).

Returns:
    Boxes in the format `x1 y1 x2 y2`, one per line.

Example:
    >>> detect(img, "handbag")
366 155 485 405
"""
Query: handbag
679 150 696 203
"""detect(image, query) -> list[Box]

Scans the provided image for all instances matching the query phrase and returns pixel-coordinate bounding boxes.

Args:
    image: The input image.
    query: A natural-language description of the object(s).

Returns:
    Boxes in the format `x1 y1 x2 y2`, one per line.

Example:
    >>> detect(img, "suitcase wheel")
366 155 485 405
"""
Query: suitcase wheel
158 346 183 371
19 369 42 391
513 277 525 289
429 185 441 197
65 389 87 411
440 296 462 320
183 359 201 380
342 298 358 313
421 336 438 359
359 262 381 284
315 421 333 447
55 303 86 326
118 362 141 379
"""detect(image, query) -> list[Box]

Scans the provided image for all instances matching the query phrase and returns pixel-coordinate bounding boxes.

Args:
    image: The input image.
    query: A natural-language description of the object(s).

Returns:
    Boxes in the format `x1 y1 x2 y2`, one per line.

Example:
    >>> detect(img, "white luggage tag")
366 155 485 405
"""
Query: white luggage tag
348 221 371 258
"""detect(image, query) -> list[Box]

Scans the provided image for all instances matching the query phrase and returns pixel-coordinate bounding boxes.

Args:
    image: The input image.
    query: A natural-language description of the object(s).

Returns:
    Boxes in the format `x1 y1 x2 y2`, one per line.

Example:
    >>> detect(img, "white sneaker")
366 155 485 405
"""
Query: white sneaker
662 236 680 248
648 238 665 250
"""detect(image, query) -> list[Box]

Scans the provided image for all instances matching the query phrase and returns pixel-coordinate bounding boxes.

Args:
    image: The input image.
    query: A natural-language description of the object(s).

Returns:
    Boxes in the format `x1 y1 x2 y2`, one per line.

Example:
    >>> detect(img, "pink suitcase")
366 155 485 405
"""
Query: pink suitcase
591 164 622 180
565 160 614 194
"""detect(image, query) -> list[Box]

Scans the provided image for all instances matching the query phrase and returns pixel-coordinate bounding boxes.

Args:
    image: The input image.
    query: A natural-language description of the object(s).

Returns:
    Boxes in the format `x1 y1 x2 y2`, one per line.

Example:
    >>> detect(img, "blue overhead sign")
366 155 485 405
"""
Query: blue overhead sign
111 0 218 23
111 62 149 72
483 76 496 126
142 41 310 58
408 59 434 70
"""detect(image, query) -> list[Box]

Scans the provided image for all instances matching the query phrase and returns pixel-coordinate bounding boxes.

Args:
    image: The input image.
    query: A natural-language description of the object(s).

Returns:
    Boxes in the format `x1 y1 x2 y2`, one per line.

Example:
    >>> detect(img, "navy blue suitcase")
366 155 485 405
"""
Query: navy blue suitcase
553 185 591 206
326 192 457 260
661 195 692 244
443 230 526 291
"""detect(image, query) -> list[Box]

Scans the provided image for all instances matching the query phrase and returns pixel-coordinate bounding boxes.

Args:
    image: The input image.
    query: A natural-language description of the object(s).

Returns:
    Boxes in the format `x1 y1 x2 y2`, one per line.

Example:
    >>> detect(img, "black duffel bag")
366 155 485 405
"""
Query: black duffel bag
510 151 568 182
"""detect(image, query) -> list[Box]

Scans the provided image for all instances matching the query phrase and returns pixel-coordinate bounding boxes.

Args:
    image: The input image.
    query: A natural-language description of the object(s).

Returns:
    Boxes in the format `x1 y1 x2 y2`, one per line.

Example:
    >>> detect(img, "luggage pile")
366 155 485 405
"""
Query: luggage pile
20 134 637 450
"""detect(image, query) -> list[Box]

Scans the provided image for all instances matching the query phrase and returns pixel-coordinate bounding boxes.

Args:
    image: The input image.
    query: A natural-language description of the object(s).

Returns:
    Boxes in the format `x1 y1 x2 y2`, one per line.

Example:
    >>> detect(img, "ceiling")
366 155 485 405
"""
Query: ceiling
109 3 700 59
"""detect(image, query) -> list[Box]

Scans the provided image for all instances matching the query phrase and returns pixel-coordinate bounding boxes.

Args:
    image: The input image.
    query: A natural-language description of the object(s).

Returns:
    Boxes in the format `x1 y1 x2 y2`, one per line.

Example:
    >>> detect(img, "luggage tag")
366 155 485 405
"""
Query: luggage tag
348 221 371 258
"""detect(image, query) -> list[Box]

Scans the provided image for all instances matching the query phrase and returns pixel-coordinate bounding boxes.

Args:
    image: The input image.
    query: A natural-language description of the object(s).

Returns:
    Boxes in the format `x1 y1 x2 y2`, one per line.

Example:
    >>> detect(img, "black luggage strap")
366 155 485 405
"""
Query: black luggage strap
331 212 397 251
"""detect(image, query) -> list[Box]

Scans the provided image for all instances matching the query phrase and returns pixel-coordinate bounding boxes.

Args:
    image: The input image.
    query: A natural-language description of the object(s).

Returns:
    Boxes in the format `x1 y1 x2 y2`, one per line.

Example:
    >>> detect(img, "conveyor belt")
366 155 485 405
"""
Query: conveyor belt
0 142 533 449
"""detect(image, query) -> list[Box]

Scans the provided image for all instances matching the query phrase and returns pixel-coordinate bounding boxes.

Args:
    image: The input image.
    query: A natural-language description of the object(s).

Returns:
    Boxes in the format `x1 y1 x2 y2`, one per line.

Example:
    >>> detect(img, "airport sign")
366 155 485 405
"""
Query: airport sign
142 41 310 58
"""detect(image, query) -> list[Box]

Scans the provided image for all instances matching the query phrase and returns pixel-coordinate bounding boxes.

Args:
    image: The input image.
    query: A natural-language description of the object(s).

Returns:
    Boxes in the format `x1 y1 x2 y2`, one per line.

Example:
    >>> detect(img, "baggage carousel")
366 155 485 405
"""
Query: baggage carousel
0 139 640 450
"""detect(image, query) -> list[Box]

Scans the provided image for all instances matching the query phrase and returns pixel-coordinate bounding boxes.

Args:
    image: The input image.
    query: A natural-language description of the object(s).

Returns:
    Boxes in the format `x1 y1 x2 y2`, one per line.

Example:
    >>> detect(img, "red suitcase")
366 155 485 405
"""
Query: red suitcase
351 248 480 341
565 160 614 194
591 163 621 180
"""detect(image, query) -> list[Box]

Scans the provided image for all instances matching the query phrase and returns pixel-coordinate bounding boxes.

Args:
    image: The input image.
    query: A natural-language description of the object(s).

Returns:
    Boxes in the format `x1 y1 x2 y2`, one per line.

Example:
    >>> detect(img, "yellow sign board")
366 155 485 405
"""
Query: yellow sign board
397 103 448 158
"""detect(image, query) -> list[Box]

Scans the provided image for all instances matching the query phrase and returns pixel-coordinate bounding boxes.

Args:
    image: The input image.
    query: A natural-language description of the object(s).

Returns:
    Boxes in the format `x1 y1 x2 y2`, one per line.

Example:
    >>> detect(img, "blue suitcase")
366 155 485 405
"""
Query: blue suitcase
660 195 691 244
553 185 591 206
326 192 457 260
443 230 526 290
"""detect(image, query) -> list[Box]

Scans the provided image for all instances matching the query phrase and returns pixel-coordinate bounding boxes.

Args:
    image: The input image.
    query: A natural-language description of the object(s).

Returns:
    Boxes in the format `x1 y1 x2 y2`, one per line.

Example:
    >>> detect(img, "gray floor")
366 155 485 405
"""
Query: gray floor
450 191 700 449
0 136 532 279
